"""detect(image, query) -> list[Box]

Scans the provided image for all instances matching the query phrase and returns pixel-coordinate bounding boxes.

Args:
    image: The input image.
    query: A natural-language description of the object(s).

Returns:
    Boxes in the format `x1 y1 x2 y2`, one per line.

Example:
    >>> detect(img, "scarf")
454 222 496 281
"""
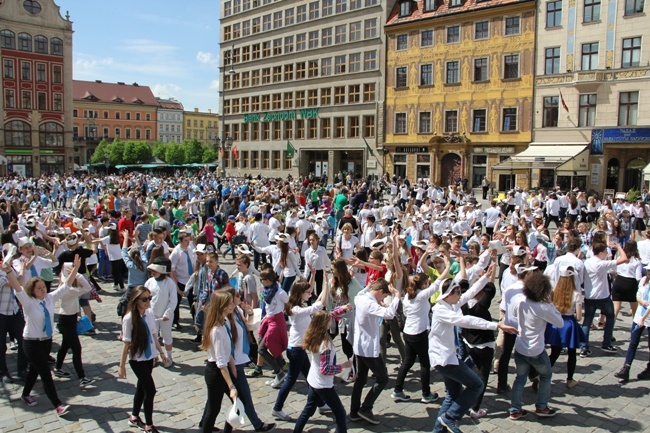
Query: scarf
261 281 280 305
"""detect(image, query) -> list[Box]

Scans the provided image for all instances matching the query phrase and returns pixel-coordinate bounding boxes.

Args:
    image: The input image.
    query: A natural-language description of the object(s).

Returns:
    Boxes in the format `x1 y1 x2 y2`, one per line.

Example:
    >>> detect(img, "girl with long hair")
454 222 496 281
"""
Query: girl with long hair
119 229 148 319
392 252 450 403
118 286 167 432
612 240 642 320
293 310 352 433
97 223 126 291
3 256 80 417
199 291 238 433
253 234 300 293
545 266 585 388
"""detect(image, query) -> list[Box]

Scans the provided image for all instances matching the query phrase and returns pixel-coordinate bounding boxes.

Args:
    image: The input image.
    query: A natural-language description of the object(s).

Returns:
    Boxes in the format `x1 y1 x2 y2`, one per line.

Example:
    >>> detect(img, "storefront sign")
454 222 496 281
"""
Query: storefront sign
591 163 600 185
243 109 319 123
474 147 515 154
591 128 650 155
396 147 427 153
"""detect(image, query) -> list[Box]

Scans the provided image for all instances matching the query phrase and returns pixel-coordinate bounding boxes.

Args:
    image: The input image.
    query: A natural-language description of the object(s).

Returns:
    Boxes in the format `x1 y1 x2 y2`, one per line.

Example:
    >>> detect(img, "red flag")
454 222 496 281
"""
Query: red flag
559 90 569 113
232 145 239 161
219 146 224 158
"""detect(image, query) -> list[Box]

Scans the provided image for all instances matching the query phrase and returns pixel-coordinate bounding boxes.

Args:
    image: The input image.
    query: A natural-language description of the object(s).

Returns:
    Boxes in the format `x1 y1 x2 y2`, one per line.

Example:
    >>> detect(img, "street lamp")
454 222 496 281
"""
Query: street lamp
220 44 236 178
104 153 109 175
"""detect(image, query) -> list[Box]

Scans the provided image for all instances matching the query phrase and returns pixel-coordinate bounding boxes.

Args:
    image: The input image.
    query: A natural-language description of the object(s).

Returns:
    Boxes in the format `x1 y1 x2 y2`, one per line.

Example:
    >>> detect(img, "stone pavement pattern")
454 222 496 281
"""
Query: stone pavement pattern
3 250 650 432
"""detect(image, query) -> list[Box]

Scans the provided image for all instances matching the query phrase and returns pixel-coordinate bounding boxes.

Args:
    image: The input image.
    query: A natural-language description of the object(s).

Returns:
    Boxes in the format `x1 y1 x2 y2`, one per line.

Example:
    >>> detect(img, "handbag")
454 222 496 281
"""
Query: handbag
227 398 248 426
76 315 94 335
232 235 247 245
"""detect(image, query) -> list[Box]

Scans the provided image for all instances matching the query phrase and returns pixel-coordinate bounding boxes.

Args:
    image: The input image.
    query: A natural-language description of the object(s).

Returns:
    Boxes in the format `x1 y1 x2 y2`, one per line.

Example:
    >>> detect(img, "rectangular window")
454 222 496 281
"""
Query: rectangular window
625 0 645 15
395 113 407 134
447 25 460 43
284 92 293 109
335 55 346 74
424 0 435 11
252 43 260 59
505 16 520 35
308 89 318 107
309 31 319 49
335 25 347 44
297 5 307 22
22 90 31 109
474 58 488 81
3 59 13 79
262 151 270 169
618 91 638 126
364 18 377 38
262 41 270 57
364 83 376 101
475 21 489 40
296 34 306 51
349 53 361 72
251 70 260 86
285 8 294 25
262 68 270 84
502 108 517 131
262 122 270 140
273 39 282 56
419 112 432 133
262 94 270 110
309 1 320 19
262 14 272 31
578 94 597 127
252 17 260 34
296 90 306 107
349 84 360 103
274 11 283 28
364 115 375 138
296 62 306 79
251 124 260 140
546 1 562 28
52 65 62 83
543 96 559 127
233 23 241 38
420 64 433 86
314 59 324 77
337 0 347 13
284 64 293 81
272 93 281 110
622 37 641 68
334 86 346 104
273 66 282 82
284 36 294 54
242 97 250 111
243 20 250 36
321 88 332 105
350 22 361 41
545 47 561 74
334 117 345 138
321 118 331 139
273 122 281 140
272 150 281 169
242 46 250 62
446 61 460 84
584 0 601 22
396 66 408 88
397 34 408 50
364 51 377 70
445 111 458 133
321 28 333 47
252 151 259 169
421 30 434 47
581 42 599 70
284 120 293 139
21 61 31 81
5 89 15 108
504 54 519 78
323 0 333 16
473 109 487 132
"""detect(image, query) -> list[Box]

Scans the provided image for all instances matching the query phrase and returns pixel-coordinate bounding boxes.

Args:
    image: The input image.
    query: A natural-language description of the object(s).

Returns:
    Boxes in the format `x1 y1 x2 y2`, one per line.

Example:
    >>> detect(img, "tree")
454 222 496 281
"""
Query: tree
202 147 218 163
165 143 186 165
122 141 139 164
184 139 205 164
152 141 168 161
134 141 153 163
109 140 125 165
90 139 112 163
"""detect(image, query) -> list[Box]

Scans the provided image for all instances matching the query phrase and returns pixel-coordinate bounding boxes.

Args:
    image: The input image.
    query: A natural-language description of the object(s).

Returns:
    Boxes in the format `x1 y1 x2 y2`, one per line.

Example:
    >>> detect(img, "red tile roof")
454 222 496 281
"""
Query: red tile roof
73 80 158 106
156 97 184 110
387 0 532 26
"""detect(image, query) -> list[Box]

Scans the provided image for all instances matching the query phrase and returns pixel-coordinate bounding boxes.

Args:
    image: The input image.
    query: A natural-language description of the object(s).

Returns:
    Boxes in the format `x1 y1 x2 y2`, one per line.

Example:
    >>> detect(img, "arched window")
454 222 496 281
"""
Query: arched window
625 158 645 191
34 35 47 53
39 122 63 147
4 121 31 147
18 32 32 51
606 158 619 190
50 37 63 56
0 30 16 49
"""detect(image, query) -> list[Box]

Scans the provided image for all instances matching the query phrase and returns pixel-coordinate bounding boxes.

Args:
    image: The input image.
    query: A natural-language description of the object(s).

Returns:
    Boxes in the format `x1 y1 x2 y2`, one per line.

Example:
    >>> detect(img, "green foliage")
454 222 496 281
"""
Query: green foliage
134 141 153 163
627 189 641 202
184 139 205 164
109 140 125 165
90 139 111 163
202 147 218 163
122 142 139 164
165 143 186 165
152 141 168 160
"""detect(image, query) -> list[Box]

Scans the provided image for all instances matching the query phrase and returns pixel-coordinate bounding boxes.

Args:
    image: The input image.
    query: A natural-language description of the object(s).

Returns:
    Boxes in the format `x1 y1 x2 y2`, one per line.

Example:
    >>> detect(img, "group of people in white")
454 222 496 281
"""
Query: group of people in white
2 172 650 433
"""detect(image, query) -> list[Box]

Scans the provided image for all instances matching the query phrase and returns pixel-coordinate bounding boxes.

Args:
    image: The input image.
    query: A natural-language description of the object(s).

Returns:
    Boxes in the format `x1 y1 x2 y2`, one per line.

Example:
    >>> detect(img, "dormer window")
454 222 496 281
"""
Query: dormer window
112 96 124 103
450 0 463 7
424 0 436 11
399 0 412 17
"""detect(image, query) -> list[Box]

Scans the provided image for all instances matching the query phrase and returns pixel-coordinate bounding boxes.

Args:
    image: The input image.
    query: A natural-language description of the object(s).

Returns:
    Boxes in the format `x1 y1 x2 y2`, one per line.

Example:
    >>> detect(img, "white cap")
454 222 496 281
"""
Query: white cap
236 244 254 256
412 240 429 250
147 263 169 274
514 264 538 274
512 246 527 257
559 266 577 277
18 237 31 248
195 244 208 253
274 233 290 243
370 238 388 248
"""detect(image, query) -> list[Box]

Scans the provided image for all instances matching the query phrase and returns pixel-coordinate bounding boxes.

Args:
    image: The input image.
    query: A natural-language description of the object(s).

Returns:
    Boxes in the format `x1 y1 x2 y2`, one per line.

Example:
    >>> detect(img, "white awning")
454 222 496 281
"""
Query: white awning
492 143 589 171
643 162 650 181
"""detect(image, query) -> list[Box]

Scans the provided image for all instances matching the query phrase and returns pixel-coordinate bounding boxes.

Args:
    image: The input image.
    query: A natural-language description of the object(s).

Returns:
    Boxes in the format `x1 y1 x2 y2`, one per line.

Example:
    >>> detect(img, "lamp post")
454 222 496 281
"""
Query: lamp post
219 45 236 178
104 153 109 175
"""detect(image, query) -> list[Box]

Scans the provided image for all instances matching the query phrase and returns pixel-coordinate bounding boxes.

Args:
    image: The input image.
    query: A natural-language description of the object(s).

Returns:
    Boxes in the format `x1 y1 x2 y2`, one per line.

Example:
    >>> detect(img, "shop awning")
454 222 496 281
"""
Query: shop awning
643 163 650 181
492 143 589 172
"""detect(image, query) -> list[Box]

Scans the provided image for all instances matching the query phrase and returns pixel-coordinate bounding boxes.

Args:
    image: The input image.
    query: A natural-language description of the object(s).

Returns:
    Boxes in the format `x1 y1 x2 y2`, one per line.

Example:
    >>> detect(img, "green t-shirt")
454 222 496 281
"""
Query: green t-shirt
173 207 185 223
334 193 348 212
310 189 319 203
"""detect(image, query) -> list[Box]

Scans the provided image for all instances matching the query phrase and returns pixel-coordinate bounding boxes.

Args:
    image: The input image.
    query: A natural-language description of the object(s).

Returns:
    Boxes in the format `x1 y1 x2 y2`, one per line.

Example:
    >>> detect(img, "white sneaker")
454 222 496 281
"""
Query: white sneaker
163 357 173 368
272 409 292 421
266 373 285 389
470 408 488 419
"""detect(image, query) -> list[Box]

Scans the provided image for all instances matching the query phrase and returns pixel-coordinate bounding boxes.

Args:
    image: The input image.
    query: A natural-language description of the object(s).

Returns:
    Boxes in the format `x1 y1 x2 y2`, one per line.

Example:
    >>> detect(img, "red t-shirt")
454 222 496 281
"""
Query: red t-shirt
366 264 387 286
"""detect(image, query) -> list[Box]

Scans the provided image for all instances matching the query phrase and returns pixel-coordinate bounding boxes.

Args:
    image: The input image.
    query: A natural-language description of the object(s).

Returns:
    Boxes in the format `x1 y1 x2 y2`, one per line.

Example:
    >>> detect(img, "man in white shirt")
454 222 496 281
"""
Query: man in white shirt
250 213 271 269
637 230 650 275
484 200 502 237
550 238 585 289
169 232 195 330
581 242 628 357
349 279 401 425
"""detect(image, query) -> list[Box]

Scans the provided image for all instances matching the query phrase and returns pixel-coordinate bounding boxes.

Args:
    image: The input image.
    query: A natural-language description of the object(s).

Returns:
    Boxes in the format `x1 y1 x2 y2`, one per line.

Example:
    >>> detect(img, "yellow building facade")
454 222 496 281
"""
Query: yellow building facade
385 0 535 190
184 108 220 147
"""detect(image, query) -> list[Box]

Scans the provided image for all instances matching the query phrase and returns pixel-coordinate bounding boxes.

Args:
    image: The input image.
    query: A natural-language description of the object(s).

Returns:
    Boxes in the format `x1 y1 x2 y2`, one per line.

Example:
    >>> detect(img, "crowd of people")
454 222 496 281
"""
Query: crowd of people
1 170 650 433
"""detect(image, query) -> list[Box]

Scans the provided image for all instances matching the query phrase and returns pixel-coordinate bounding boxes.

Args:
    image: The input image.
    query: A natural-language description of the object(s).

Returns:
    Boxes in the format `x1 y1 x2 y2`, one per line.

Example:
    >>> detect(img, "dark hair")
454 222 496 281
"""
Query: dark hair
330 258 352 300
285 279 311 316
127 286 151 359
567 237 583 252
624 239 640 259
592 242 608 256
148 245 165 265
259 268 277 284
523 272 553 303
369 278 390 294
406 272 428 300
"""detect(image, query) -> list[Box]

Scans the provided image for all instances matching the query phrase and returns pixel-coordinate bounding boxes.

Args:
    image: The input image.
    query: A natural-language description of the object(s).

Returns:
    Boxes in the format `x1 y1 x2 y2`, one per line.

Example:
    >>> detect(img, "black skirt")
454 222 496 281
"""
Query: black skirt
633 218 646 231
611 275 639 302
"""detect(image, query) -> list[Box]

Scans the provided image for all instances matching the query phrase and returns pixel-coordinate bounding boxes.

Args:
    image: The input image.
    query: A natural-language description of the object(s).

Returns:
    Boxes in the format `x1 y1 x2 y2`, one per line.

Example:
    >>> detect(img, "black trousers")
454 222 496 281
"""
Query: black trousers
253 251 267 271
394 331 431 396
468 346 494 410
23 338 61 408
173 283 185 326
350 355 388 415
0 312 28 375
203 362 233 433
111 259 126 289
130 359 157 426
56 314 85 378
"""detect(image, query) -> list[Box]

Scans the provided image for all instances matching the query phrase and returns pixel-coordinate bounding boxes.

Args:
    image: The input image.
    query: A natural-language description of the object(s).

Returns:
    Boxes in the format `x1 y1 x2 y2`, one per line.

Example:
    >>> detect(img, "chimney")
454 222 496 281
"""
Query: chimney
117 82 125 85
208 109 212 113
95 80 102 83
133 82 139 86
194 108 199 112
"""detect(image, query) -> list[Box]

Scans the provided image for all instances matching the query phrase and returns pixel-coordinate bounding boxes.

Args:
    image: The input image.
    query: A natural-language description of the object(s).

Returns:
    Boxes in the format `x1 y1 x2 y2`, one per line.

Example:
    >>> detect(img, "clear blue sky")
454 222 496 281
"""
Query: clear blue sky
54 0 221 113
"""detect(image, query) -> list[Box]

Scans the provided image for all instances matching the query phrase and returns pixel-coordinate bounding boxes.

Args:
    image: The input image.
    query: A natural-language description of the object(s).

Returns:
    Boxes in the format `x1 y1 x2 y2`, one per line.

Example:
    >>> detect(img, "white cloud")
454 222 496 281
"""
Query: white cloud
197 51 219 66
209 79 219 89
151 83 183 99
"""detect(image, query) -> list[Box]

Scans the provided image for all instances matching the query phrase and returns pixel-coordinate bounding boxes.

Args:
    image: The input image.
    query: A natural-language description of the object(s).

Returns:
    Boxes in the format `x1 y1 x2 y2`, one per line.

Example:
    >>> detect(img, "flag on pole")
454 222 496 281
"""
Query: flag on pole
286 140 295 159
559 90 569 113
363 137 375 157
232 145 239 161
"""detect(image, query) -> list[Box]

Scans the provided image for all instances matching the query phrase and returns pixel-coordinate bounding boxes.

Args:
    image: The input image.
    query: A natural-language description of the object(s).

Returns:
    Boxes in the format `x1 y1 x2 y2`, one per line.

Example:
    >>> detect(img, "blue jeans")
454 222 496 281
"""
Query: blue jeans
509 350 553 413
624 323 650 368
432 361 484 432
98 249 110 278
294 386 347 433
233 364 263 429
274 347 311 412
281 275 296 293
581 297 615 350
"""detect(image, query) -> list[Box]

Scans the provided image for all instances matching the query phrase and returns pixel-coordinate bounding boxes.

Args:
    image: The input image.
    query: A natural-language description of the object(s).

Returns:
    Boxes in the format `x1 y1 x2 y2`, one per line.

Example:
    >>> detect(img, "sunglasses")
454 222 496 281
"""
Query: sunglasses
450 288 461 296
138 296 153 302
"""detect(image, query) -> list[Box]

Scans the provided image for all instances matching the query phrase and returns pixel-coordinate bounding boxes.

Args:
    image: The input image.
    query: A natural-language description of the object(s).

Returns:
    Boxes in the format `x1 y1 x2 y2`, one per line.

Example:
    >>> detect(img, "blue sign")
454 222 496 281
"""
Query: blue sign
591 128 650 155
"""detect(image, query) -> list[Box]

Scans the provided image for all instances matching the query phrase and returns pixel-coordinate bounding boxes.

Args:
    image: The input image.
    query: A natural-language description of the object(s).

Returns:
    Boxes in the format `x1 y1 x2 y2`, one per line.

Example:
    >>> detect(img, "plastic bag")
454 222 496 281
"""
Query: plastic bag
76 315 94 335
227 398 248 426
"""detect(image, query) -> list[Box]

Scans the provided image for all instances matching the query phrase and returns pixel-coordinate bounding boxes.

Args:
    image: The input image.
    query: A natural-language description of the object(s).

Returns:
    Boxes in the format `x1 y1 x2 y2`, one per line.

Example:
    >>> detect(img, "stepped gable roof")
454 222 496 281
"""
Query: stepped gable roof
73 80 158 106
387 0 528 27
